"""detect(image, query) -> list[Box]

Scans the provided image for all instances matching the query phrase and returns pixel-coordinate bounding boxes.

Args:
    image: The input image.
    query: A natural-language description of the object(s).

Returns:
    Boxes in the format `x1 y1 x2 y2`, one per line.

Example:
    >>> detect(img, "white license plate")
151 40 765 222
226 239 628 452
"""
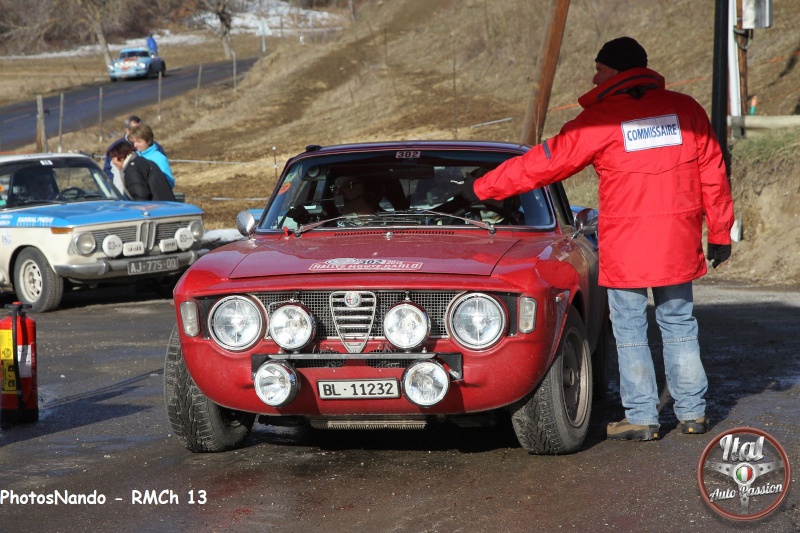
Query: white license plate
127 257 179 275
318 379 399 400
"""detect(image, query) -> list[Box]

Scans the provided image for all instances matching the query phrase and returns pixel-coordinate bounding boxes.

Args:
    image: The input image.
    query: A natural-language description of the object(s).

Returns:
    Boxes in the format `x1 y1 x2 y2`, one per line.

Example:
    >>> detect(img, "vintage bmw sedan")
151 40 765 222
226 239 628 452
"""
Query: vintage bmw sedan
0 153 205 312
167 141 607 455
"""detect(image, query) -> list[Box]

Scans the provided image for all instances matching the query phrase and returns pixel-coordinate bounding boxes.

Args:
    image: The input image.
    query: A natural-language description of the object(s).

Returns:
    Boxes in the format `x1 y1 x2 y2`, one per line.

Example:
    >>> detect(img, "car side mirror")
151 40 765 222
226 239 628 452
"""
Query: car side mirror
236 211 257 238
572 208 599 239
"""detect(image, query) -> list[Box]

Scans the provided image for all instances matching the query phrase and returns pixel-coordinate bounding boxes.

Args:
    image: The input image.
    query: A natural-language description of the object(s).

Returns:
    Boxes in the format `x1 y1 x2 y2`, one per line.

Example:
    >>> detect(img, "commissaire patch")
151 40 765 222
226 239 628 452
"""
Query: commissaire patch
621 114 682 152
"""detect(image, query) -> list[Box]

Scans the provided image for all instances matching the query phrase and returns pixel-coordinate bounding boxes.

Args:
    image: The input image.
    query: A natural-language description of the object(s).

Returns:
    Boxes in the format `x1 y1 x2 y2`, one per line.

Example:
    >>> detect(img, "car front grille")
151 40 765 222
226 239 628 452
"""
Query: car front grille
254 290 458 351
90 220 192 255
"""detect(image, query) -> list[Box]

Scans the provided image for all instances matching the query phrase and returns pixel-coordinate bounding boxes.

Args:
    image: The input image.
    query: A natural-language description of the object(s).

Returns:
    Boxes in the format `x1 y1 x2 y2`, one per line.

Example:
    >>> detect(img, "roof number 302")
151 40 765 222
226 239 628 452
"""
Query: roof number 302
395 151 421 159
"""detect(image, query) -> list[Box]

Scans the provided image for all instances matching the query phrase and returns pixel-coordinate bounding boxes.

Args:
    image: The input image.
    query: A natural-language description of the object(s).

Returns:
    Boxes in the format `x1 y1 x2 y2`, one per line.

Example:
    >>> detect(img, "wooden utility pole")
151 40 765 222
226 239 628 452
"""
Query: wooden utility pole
36 95 48 153
735 0 749 116
521 0 570 146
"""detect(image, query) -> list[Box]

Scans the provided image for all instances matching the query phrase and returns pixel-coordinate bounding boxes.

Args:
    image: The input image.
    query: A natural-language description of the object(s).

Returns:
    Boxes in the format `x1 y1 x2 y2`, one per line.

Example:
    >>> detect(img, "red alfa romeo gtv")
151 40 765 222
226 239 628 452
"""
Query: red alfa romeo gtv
166 141 608 455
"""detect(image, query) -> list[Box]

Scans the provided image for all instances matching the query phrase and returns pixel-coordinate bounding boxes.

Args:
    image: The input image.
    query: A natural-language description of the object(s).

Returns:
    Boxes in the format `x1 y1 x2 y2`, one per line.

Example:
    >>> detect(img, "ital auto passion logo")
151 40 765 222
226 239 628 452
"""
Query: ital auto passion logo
697 427 791 521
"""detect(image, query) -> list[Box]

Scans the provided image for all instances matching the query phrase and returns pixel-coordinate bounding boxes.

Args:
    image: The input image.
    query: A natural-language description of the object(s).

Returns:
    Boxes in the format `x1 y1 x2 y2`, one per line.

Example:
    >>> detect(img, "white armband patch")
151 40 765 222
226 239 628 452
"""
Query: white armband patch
621 114 682 152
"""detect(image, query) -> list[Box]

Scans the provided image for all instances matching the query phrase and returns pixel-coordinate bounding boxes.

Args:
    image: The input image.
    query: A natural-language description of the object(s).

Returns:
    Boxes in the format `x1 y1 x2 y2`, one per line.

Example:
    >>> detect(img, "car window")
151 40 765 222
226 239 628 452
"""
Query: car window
0 158 121 208
260 149 555 231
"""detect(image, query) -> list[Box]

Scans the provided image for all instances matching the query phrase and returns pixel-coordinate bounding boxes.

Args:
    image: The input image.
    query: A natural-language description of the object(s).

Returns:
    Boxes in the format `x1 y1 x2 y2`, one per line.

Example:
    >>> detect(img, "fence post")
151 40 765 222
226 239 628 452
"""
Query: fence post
98 87 103 143
195 64 203 109
158 71 163 121
36 95 48 153
233 51 237 92
58 93 64 153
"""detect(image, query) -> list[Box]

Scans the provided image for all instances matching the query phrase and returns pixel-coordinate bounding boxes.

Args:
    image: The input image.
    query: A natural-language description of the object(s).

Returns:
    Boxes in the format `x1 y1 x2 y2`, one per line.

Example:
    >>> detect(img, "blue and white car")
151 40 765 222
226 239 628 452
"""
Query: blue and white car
108 47 166 81
0 153 205 312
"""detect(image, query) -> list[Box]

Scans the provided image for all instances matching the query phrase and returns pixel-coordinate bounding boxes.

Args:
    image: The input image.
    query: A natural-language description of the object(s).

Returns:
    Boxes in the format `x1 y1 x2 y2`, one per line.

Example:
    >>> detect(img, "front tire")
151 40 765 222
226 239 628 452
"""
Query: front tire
14 247 64 313
511 308 592 454
164 327 255 452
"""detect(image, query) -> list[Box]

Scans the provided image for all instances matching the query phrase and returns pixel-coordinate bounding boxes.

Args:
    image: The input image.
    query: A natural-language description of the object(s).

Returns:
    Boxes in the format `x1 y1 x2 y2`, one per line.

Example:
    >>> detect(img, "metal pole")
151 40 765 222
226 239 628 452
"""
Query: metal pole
58 93 64 153
233 51 237 92
712 0 730 177
196 64 203 109
520 0 571 146
98 87 104 144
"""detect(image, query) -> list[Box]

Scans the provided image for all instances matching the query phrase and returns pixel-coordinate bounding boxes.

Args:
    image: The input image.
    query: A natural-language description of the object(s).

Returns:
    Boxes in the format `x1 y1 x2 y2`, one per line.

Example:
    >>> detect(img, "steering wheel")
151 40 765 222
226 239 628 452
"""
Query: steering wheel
56 187 88 201
433 201 522 226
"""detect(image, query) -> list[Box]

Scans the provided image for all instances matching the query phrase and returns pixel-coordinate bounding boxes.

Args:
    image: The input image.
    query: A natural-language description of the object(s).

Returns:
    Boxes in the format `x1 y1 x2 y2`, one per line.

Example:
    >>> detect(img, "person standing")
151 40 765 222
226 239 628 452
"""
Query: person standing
129 122 174 189
460 37 734 441
107 140 175 201
146 34 158 56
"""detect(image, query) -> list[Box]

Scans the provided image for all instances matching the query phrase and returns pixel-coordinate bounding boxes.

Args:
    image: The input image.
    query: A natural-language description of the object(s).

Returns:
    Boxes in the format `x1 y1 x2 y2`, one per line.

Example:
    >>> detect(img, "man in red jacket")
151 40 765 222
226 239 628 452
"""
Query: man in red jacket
462 37 734 441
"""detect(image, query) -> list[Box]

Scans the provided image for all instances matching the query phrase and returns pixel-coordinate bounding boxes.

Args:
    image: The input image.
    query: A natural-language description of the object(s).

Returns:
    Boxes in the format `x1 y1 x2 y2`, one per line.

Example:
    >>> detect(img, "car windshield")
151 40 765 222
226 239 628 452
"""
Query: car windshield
260 149 555 231
0 158 122 208
120 51 148 59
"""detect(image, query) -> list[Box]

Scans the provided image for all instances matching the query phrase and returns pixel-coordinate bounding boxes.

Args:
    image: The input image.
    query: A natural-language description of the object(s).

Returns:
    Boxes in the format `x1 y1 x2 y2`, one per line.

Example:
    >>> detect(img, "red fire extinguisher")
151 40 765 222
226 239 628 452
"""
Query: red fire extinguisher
0 302 38 425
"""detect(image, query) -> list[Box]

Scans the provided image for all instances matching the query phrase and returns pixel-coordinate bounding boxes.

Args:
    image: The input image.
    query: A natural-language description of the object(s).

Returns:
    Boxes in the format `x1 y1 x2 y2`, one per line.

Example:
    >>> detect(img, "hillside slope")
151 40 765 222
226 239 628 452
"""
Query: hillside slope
151 0 799 284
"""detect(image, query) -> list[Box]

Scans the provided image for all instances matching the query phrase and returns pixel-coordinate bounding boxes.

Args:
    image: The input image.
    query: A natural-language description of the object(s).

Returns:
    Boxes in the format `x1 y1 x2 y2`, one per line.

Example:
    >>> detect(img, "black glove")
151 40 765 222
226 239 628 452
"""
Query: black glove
706 243 731 268
286 205 310 225
454 176 479 203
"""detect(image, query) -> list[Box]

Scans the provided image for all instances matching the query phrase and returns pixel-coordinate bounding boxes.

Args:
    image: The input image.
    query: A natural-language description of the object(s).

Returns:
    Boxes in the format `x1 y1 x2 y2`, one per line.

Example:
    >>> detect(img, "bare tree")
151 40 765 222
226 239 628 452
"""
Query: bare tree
75 0 115 65
203 0 234 59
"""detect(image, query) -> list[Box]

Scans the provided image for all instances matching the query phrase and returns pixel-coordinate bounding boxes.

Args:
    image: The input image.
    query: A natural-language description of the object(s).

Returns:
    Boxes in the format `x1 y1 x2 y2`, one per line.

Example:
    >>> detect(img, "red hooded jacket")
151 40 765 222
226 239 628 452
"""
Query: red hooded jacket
474 67 734 288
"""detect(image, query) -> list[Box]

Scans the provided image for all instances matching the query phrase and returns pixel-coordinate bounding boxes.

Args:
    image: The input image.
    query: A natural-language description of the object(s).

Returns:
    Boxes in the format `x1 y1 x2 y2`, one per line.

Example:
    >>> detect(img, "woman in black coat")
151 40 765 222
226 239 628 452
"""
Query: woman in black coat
106 140 176 201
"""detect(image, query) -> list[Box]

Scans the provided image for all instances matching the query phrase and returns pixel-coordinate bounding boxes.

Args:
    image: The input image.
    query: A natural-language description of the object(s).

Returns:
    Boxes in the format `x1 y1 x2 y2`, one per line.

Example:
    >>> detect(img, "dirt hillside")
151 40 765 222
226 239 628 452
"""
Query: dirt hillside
76 0 800 285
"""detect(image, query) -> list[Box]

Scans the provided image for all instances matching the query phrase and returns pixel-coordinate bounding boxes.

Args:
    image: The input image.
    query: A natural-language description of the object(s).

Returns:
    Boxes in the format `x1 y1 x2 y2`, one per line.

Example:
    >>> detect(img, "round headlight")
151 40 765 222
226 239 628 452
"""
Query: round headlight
73 232 96 256
402 361 449 407
208 296 264 351
189 220 204 240
269 303 315 351
384 302 430 350
254 361 300 407
448 293 506 350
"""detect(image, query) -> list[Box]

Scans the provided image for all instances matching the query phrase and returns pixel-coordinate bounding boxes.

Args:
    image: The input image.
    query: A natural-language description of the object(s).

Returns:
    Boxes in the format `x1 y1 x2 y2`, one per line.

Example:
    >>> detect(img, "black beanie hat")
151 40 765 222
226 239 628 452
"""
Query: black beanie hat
595 37 648 71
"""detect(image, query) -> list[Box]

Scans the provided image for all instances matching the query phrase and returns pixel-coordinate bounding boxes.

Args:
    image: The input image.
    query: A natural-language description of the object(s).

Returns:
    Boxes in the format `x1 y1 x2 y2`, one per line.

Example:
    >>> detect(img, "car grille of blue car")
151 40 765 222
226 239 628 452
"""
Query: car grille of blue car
90 221 192 254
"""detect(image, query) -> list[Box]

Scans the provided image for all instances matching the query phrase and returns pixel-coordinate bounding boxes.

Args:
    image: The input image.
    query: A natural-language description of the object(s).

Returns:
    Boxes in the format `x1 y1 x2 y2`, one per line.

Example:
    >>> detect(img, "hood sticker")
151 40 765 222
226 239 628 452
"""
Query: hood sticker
309 258 423 271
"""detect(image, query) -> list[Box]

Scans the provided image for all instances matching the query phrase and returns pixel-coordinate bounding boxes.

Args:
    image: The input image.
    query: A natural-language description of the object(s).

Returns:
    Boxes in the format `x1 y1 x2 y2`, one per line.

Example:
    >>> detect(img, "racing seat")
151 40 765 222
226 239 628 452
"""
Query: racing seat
8 167 58 205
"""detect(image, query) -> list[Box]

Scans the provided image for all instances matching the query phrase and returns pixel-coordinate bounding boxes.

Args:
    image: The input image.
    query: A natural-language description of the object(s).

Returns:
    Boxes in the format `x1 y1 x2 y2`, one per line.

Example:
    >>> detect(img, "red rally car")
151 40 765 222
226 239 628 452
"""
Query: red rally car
166 141 608 454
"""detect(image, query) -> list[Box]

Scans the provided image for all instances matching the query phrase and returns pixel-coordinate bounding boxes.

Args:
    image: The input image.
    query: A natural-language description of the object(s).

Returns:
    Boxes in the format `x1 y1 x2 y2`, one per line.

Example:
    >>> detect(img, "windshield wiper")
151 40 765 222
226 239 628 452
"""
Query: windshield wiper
406 209 496 234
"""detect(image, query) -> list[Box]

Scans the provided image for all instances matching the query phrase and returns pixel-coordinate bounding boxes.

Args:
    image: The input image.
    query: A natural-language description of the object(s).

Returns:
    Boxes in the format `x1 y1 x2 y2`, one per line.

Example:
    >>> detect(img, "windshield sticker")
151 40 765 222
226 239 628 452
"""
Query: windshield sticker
309 258 423 271
395 151 421 159
278 181 292 195
621 114 682 152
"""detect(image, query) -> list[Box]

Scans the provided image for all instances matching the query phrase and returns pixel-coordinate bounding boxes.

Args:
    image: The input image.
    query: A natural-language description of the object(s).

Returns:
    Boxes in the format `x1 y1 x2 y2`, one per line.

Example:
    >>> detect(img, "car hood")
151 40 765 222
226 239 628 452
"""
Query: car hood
0 201 202 228
226 231 544 279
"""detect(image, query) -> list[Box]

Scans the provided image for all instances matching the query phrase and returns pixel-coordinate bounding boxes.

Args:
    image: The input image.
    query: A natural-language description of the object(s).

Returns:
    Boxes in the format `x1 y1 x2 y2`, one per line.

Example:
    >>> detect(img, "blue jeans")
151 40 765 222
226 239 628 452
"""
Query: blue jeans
608 282 707 426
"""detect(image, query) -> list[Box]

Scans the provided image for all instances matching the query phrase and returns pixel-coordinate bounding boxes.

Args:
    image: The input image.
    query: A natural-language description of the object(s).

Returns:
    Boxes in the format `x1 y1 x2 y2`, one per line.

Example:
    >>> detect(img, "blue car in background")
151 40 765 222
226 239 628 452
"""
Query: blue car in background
0 153 205 312
108 47 166 81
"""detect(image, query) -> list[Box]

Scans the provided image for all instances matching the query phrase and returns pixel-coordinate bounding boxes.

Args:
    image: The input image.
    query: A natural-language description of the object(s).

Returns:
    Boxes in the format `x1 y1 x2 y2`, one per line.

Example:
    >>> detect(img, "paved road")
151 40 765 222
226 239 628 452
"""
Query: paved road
0 57 258 152
0 283 798 532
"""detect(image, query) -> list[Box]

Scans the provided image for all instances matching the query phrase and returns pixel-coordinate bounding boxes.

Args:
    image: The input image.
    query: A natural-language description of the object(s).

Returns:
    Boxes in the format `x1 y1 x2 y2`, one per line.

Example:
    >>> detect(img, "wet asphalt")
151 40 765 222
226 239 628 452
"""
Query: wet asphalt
0 283 798 532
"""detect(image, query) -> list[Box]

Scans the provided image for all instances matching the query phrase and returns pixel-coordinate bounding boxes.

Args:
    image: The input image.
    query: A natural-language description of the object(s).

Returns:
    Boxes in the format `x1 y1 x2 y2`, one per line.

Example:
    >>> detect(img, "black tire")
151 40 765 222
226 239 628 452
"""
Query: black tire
13 247 64 313
164 326 255 452
511 308 592 454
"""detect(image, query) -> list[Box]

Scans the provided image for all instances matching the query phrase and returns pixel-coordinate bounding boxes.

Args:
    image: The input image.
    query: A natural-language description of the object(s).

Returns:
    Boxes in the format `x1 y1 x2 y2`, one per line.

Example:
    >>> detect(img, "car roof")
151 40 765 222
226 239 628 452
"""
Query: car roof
288 140 531 165
0 152 95 165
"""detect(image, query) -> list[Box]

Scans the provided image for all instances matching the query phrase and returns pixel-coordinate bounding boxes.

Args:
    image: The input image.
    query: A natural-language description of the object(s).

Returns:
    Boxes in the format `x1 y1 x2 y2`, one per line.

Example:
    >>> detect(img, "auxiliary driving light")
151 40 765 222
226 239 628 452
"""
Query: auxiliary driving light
254 361 300 407
402 361 449 407
383 302 430 350
269 303 315 351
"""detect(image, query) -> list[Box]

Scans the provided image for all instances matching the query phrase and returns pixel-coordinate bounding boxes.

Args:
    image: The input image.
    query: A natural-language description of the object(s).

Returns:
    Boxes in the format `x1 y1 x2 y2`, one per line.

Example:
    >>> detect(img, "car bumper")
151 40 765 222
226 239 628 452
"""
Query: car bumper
55 249 207 279
110 69 148 79
180 331 557 416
